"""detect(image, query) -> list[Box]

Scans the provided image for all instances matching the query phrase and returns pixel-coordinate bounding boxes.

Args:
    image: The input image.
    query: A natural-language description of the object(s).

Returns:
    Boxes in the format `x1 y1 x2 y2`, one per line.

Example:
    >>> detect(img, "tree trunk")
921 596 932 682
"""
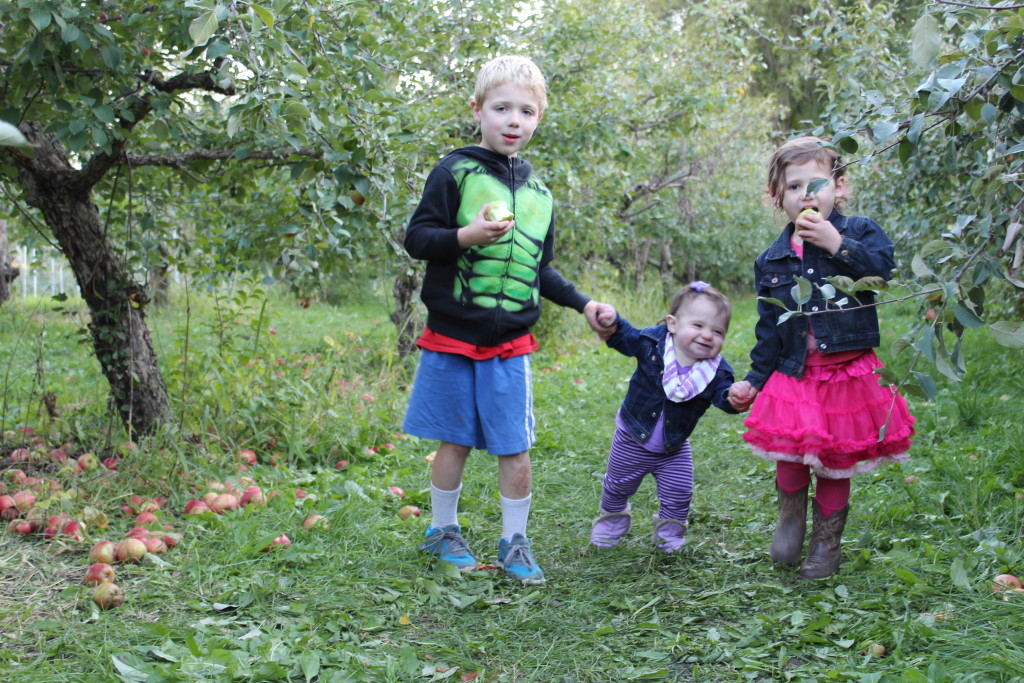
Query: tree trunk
0 219 10 304
391 262 421 359
14 125 168 437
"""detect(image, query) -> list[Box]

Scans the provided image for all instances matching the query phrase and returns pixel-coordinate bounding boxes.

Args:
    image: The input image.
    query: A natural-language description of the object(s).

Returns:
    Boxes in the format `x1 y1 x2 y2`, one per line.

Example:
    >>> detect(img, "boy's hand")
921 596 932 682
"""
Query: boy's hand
457 204 514 248
584 301 618 340
728 381 758 412
794 211 842 255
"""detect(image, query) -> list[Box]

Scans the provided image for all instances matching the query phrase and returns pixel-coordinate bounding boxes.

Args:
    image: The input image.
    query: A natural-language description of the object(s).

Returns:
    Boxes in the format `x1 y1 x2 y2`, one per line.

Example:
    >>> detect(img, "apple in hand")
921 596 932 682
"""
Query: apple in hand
484 200 514 222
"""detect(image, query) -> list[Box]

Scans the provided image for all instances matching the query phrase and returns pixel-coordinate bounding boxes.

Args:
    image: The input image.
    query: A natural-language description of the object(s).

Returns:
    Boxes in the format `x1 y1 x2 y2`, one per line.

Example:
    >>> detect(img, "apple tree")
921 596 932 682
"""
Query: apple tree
0 0 520 436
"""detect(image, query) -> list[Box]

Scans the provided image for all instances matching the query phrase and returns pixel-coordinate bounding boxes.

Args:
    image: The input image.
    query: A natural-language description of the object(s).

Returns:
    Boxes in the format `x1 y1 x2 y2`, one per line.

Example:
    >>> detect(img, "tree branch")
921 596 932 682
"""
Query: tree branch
124 147 323 168
71 70 239 193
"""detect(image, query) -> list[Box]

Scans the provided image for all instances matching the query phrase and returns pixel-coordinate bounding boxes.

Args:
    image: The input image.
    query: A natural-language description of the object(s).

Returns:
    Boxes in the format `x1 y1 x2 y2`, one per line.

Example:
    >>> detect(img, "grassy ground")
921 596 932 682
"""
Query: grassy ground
1 284 1022 682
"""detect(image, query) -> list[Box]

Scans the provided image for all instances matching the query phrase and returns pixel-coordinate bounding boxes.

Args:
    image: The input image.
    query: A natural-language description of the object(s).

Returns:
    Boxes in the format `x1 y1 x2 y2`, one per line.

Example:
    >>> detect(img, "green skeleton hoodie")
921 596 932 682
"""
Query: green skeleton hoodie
404 145 590 347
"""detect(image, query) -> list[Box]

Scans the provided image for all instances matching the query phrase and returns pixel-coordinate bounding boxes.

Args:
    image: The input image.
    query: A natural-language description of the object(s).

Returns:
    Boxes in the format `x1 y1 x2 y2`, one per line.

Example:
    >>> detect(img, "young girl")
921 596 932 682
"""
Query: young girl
729 136 915 579
591 283 741 553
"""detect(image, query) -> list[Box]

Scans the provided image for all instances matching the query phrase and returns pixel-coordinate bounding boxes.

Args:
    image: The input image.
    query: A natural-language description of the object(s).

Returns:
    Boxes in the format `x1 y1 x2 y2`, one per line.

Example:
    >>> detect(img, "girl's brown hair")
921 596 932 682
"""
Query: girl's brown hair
668 281 732 330
766 136 848 209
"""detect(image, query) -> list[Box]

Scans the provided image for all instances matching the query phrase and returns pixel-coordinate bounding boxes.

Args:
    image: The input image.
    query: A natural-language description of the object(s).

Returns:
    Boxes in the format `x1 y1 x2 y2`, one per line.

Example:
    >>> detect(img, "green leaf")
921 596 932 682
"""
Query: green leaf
190 10 219 47
252 5 275 28
792 276 812 304
871 120 900 144
989 321 1024 348
953 301 984 329
950 557 972 590
911 14 941 67
894 566 921 585
757 296 787 310
806 178 830 197
93 104 116 124
110 655 148 681
29 7 52 31
298 651 320 682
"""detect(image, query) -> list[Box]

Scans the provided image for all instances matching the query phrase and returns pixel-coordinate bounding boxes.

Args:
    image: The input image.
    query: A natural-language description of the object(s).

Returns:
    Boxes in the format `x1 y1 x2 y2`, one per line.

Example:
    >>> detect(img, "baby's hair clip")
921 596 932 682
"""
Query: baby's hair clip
689 281 710 292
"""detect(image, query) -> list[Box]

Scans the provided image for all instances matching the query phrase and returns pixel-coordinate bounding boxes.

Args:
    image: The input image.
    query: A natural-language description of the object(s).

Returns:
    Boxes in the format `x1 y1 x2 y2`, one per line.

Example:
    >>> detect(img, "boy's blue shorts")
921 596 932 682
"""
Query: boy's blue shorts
402 349 535 456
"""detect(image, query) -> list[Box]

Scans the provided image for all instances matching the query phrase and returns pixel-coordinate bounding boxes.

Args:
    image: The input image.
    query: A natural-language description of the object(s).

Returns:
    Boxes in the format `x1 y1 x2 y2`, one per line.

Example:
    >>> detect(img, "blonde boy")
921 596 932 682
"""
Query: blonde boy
402 55 614 584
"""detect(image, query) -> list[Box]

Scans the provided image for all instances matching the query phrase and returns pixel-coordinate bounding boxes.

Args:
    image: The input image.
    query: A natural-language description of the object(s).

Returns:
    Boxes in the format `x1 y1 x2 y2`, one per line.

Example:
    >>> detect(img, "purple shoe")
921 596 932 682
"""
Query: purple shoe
653 516 687 553
590 505 632 548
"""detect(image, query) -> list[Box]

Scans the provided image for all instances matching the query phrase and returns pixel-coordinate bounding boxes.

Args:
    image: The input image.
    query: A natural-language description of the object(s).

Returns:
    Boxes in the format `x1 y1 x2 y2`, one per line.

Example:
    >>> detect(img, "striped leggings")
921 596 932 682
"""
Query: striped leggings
600 427 693 522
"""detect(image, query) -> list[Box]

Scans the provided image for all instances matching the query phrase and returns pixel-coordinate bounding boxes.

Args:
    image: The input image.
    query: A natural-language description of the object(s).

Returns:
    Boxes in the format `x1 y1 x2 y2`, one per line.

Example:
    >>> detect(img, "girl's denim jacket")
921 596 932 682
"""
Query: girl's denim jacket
607 318 738 452
744 211 896 390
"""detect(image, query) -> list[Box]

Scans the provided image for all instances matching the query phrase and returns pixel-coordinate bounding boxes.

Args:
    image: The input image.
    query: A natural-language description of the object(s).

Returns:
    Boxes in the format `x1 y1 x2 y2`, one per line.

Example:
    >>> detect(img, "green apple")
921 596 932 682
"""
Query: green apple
799 208 819 218
485 200 514 222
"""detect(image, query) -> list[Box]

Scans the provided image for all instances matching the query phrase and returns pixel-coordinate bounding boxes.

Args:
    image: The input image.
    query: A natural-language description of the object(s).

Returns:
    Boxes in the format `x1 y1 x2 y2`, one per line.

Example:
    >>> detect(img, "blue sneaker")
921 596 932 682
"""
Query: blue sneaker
420 525 478 572
496 533 546 585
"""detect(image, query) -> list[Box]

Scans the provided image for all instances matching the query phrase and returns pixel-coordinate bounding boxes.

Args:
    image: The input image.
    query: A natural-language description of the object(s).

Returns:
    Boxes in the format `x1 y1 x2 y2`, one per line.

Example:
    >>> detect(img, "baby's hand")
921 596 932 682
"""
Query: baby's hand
728 381 758 412
584 301 618 340
457 204 514 248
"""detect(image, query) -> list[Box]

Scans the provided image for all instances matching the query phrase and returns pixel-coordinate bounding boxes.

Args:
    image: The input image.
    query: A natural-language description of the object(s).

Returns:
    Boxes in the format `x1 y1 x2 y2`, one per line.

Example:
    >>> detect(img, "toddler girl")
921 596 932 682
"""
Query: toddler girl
729 136 915 579
592 282 741 552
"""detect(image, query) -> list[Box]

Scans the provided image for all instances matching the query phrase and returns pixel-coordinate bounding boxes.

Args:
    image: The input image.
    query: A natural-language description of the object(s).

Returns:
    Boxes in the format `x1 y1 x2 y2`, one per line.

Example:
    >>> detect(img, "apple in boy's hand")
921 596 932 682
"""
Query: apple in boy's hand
484 200 514 222
799 208 819 218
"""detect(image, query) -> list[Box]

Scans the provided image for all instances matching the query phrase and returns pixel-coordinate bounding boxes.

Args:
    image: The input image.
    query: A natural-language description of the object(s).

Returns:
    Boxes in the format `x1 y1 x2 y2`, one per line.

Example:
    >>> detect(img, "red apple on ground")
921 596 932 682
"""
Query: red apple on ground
261 534 292 551
184 500 213 515
84 563 115 585
334 460 349 470
102 457 119 470
12 490 36 513
991 574 1023 593
92 582 124 609
115 538 147 563
240 486 266 507
398 505 421 520
210 493 239 513
302 514 329 530
77 453 100 471
135 511 159 526
388 486 406 500
237 449 257 466
0 495 16 520
89 540 117 564
8 519 33 534
141 536 168 554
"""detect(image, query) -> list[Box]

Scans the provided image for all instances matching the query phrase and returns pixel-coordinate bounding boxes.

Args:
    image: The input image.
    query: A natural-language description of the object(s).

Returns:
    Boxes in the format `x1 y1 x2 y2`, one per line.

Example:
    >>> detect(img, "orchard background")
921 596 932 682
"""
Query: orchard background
1 1 1023 681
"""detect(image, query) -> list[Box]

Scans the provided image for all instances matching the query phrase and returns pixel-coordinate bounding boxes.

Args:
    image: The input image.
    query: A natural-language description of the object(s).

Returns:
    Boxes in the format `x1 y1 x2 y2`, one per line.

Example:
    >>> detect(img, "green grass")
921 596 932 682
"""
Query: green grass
1 285 1023 682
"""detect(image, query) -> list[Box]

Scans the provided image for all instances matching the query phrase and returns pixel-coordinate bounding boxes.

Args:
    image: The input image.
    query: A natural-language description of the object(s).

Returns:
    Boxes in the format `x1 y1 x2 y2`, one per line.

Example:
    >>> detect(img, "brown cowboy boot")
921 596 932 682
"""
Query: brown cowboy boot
798 500 849 579
769 484 808 564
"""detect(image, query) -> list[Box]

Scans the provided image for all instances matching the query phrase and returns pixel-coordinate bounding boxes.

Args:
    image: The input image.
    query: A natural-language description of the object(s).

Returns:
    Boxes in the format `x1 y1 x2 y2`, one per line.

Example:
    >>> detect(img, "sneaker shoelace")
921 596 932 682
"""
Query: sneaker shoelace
438 529 471 555
503 542 535 570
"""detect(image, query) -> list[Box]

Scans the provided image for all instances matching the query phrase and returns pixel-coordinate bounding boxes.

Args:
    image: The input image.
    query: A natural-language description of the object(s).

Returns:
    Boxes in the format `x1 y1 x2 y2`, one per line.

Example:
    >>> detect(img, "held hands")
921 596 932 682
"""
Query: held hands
728 380 758 412
457 204 514 248
794 210 843 255
584 301 618 341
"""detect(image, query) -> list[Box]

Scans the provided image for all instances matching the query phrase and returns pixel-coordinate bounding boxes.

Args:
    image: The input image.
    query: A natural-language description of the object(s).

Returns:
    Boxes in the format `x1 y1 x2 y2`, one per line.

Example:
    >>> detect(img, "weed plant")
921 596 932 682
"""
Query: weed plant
1 281 1022 682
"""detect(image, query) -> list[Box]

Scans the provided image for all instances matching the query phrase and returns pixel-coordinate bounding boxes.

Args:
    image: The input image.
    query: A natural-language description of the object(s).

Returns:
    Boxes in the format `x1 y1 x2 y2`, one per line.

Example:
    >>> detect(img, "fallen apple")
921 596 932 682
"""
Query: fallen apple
115 538 147 563
84 562 115 585
89 540 117 564
991 574 1023 594
237 449 257 466
8 519 33 534
334 460 349 470
184 500 213 516
92 581 124 609
398 505 421 520
261 534 291 551
484 200 514 222
135 511 159 526
388 486 406 500
210 493 239 513
240 485 266 507
77 453 100 471
141 536 168 554
302 514 329 530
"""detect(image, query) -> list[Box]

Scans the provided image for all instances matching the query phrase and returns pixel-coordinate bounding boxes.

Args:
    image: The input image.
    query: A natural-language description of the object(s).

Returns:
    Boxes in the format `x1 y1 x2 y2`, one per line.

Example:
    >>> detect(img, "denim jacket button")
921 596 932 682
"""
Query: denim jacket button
820 343 827 350
771 277 778 283
807 268 814 274
651 412 657 417
812 306 818 312
841 249 849 257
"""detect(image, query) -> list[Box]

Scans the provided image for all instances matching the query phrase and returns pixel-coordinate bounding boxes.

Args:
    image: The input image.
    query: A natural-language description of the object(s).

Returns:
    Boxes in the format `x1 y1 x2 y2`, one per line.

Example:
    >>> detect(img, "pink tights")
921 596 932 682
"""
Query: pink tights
776 461 850 518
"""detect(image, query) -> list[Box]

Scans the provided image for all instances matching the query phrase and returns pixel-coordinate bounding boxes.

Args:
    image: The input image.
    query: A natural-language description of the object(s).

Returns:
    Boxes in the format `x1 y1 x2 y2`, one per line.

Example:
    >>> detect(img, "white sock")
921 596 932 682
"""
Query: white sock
430 483 461 529
501 493 532 541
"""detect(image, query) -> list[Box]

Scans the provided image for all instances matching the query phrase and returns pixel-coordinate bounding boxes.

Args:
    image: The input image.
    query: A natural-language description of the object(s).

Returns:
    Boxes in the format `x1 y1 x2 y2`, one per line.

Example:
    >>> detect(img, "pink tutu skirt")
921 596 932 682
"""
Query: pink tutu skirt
743 350 915 478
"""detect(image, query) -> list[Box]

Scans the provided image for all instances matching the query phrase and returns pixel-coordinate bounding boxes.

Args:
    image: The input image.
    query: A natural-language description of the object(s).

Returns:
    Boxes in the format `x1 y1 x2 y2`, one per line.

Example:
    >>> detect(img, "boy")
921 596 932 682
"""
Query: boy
403 55 615 584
